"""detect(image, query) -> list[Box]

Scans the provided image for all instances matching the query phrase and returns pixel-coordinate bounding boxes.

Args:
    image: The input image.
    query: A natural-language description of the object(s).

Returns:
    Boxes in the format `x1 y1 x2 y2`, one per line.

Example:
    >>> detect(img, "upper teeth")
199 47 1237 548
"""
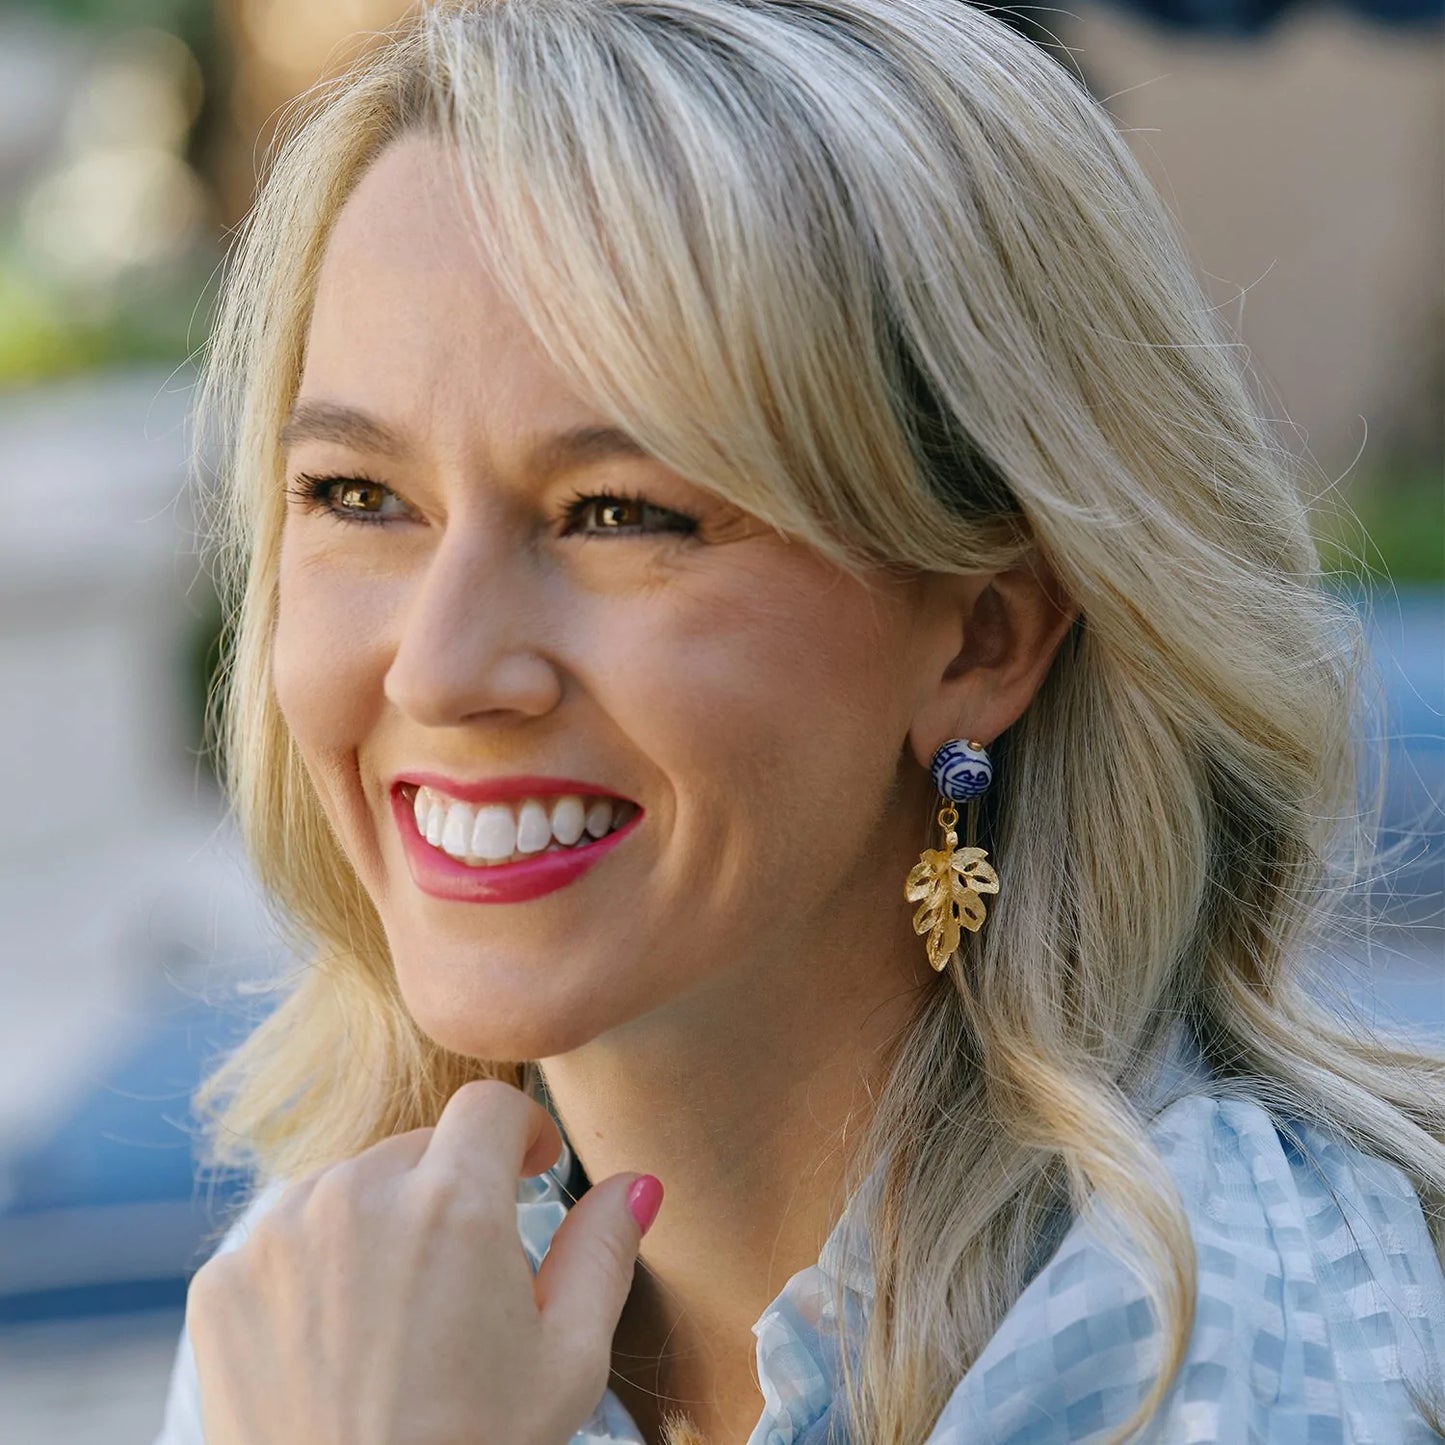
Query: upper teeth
411 786 629 865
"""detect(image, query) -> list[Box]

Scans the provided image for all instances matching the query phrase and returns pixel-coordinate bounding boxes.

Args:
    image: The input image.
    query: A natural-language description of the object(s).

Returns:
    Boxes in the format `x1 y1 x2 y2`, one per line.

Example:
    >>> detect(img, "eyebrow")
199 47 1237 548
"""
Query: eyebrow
279 400 652 479
279 400 408 457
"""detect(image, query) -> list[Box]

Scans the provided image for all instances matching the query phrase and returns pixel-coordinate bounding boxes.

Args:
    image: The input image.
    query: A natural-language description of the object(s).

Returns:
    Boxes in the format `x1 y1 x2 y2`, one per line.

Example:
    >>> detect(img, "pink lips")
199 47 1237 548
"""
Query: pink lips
392 771 636 807
390 784 641 904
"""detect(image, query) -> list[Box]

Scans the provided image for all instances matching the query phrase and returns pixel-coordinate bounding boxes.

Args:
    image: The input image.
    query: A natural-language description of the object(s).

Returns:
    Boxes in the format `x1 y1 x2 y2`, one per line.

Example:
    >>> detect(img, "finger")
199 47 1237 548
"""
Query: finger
334 1126 435 1181
417 1079 563 1198
535 1172 663 1349
256 1160 333 1224
261 1130 437 1228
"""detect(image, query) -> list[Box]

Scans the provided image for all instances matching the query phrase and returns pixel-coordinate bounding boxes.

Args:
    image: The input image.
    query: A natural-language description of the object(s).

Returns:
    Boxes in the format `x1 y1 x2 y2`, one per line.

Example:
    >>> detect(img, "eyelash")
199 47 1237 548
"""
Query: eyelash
284 473 700 540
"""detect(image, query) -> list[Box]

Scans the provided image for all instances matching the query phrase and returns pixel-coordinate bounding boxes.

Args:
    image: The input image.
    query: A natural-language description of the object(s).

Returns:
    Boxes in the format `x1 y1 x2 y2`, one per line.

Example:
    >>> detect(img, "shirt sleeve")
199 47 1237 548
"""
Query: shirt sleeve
151 1179 290 1445
922 1094 1445 1444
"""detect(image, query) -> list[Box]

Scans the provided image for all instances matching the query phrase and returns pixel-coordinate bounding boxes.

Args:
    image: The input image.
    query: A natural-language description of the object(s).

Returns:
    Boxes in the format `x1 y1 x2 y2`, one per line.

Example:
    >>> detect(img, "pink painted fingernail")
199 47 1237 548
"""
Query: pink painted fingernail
626 1175 664 1235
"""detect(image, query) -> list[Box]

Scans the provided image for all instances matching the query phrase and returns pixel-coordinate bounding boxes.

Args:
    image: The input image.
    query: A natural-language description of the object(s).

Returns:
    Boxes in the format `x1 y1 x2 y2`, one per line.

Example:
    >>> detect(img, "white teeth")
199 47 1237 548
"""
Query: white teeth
515 799 552 854
409 785 634 867
584 799 614 839
549 795 586 846
469 804 516 861
441 804 473 858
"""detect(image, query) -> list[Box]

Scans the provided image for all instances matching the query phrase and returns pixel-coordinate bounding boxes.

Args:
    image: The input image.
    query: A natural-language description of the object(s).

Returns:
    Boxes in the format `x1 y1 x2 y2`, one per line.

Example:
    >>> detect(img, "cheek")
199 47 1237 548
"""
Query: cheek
271 542 392 755
599 558 910 863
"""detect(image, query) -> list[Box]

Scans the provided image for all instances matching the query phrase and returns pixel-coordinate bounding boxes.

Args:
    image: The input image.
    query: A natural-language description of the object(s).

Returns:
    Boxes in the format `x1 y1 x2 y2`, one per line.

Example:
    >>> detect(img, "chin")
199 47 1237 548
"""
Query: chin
396 968 620 1064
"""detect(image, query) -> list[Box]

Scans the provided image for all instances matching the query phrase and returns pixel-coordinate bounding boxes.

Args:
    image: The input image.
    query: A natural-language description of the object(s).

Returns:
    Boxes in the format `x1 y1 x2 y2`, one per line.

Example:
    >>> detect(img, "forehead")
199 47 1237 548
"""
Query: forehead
301 134 583 442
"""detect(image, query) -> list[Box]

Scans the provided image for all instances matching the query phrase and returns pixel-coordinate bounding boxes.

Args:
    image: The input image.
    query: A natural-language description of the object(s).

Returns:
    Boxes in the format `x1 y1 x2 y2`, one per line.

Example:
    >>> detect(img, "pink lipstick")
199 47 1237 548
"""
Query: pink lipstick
390 783 641 904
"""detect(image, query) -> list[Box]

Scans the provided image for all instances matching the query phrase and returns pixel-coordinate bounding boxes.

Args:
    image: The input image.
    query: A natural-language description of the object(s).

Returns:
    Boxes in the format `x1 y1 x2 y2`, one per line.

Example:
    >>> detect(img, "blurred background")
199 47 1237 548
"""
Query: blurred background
0 0 1440 1440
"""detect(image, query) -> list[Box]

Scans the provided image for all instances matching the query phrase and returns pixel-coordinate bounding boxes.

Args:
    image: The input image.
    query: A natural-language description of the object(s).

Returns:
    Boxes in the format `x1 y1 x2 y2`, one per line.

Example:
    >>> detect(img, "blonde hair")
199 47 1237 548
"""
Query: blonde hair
191 2 1445 1440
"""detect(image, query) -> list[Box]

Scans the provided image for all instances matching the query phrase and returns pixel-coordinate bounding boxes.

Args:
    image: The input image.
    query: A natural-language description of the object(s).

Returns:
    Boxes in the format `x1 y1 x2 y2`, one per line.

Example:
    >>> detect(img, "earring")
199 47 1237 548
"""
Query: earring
904 738 1000 971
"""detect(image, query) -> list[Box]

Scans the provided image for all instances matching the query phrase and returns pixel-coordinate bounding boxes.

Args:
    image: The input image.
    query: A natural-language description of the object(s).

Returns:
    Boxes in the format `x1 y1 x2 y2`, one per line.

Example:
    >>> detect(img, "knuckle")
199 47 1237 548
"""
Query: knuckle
186 1255 226 1306
230 1214 289 1280
403 1171 508 1239
186 1252 243 1326
303 1160 365 1221
454 1077 524 1117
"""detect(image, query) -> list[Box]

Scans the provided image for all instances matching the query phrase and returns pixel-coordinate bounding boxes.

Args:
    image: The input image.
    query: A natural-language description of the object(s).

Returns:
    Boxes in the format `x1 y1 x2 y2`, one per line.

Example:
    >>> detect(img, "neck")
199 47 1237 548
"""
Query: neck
537 897 933 1438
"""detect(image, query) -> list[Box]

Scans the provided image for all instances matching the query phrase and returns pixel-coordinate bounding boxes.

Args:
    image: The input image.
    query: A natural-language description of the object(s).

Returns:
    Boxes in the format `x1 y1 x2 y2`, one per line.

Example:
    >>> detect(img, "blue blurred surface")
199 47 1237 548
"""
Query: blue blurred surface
1097 0 1443 33
1359 585 1444 918
0 992 269 1325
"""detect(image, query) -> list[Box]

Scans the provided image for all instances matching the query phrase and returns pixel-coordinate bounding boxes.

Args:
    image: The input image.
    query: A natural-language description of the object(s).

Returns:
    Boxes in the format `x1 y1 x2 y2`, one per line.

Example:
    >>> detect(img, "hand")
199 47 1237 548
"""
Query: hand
186 1079 662 1445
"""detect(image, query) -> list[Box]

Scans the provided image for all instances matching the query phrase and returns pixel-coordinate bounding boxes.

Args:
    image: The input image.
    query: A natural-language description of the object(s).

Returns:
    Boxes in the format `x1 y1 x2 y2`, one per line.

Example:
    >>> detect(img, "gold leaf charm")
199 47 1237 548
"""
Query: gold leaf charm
904 827 1000 971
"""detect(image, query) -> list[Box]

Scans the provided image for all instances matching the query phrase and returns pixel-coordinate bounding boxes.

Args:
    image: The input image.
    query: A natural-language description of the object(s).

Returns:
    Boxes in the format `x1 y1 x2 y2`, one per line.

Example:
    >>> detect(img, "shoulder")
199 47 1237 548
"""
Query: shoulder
151 1179 291 1445
925 1092 1445 1444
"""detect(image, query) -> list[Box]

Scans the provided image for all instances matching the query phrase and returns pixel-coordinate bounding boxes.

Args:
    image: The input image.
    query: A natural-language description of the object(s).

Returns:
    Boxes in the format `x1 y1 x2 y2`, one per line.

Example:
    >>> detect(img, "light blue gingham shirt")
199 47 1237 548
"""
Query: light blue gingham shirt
156 1028 1445 1443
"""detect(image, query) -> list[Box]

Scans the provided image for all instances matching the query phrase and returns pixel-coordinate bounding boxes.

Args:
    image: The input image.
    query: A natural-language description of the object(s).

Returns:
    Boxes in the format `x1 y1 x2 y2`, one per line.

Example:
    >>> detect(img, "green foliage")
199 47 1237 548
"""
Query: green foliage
1316 464 1445 585
8 0 206 33
0 246 212 388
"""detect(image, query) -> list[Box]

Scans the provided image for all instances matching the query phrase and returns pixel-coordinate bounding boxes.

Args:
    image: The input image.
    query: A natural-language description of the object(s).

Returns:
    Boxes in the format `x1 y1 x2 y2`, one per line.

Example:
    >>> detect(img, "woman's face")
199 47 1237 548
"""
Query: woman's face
273 136 944 1061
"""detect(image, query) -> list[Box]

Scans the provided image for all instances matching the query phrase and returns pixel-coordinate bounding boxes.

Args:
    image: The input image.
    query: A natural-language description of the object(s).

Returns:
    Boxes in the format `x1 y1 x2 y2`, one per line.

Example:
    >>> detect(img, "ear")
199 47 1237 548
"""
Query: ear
906 552 1080 769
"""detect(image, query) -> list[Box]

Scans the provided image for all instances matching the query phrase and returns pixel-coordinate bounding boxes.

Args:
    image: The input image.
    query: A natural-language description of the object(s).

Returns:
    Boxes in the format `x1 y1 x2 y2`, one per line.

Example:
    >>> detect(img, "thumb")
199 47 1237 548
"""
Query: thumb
534 1172 663 1342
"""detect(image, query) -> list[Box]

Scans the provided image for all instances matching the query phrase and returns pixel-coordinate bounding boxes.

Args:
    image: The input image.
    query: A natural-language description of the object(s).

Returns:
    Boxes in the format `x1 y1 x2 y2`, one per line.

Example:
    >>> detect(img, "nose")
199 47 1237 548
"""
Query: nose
382 523 564 728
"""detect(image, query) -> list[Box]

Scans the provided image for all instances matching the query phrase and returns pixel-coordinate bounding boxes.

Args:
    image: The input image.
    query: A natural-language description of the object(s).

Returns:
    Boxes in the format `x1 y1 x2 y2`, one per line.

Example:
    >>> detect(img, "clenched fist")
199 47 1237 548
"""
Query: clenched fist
186 1079 662 1445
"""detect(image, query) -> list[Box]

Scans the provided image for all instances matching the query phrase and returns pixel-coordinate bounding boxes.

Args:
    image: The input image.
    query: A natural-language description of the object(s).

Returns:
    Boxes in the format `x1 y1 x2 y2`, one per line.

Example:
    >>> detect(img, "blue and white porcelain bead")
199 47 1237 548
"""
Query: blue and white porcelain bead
930 738 992 802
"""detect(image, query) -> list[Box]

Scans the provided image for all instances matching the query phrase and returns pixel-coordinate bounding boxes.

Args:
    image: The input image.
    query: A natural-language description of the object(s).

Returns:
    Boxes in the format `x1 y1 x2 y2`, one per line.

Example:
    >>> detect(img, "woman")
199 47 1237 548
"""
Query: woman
155 1 1445 1441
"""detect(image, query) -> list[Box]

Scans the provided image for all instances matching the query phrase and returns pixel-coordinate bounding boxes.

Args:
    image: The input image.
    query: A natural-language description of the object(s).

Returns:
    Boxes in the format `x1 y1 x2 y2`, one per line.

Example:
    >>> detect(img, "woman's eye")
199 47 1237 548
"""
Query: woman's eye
286 474 410 525
558 490 700 540
285 475 700 540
